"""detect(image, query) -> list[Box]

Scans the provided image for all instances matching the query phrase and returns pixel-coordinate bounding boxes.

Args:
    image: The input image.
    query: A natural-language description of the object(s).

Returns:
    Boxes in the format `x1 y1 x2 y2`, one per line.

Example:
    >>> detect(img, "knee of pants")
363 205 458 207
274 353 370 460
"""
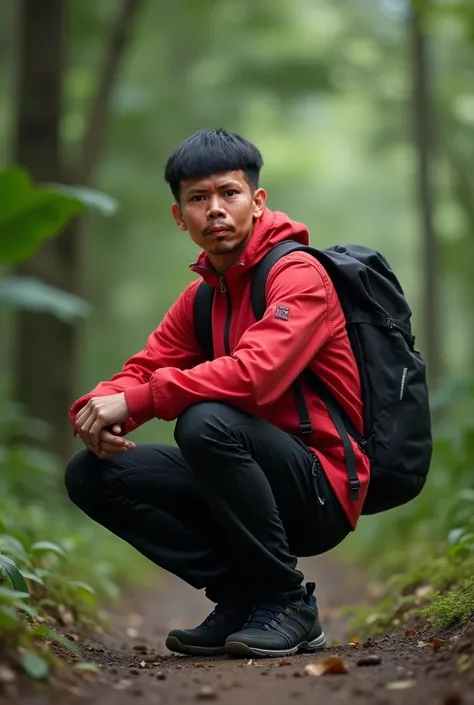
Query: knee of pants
174 401 236 455
64 448 102 507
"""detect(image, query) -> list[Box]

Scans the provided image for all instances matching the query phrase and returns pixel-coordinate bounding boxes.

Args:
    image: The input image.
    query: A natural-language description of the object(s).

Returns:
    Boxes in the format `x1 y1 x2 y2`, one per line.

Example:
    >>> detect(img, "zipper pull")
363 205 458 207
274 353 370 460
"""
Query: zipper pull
219 276 226 293
311 456 326 506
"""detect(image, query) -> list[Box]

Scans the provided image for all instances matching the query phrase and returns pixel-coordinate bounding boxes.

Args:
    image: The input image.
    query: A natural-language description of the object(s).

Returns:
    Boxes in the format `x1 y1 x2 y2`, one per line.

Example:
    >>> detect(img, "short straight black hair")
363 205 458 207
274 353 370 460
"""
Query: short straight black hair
164 128 264 202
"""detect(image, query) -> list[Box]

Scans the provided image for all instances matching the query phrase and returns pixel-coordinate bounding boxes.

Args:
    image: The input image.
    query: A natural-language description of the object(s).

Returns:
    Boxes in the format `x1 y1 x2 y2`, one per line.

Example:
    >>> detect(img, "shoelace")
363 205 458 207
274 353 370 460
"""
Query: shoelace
200 603 229 627
244 603 287 630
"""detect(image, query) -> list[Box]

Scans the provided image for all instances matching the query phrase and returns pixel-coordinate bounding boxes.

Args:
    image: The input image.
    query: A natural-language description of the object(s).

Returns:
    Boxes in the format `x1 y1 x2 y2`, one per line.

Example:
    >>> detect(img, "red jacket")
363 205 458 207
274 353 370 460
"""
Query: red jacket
70 208 370 529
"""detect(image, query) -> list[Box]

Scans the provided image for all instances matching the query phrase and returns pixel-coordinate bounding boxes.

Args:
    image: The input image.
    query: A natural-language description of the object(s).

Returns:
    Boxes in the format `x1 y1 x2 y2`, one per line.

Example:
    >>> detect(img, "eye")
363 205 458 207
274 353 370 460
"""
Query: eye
190 194 206 202
224 189 238 197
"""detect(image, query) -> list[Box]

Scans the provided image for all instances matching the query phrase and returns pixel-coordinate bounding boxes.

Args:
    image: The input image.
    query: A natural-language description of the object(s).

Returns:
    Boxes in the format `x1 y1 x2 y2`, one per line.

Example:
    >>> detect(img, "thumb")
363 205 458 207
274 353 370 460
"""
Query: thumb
111 424 122 435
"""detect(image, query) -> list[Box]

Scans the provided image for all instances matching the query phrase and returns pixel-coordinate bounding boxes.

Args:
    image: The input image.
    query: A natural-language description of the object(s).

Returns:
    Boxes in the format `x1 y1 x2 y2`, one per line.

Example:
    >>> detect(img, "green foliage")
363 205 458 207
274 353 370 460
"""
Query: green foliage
0 410 151 679
0 167 84 264
343 383 474 636
422 577 474 628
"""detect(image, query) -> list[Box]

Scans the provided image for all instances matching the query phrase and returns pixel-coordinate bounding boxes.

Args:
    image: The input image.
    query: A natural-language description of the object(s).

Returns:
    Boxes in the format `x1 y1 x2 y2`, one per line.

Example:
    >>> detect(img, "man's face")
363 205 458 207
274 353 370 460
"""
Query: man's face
172 170 266 271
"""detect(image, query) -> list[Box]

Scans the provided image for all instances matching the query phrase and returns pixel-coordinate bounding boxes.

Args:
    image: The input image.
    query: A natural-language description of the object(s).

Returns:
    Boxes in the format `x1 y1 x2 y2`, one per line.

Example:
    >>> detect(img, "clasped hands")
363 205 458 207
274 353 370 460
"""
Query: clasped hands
74 393 136 459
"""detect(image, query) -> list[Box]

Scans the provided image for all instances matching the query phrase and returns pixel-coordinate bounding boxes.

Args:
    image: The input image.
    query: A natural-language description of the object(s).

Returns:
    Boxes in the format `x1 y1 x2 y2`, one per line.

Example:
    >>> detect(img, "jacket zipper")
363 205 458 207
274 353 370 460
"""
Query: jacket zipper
311 455 326 506
219 276 232 355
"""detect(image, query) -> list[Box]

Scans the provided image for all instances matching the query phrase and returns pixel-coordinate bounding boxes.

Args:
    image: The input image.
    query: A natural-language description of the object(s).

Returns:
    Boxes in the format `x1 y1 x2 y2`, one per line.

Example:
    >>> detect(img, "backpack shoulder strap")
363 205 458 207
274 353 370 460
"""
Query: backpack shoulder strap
193 281 215 361
251 241 309 319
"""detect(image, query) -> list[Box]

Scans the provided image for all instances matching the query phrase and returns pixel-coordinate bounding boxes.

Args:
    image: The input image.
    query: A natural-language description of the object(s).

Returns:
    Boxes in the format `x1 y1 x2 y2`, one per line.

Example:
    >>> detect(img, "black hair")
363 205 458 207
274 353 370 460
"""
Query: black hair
164 128 264 202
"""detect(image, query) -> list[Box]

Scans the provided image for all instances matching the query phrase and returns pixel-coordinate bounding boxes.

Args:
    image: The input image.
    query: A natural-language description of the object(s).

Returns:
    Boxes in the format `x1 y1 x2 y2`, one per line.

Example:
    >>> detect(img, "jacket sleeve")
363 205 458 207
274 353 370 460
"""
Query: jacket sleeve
69 282 203 433
125 253 337 423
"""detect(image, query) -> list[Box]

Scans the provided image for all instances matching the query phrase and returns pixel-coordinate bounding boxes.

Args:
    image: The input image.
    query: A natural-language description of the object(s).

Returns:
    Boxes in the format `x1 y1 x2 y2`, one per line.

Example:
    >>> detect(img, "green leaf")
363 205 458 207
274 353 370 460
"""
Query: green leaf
19 570 45 586
0 554 29 594
73 662 102 675
0 535 27 561
0 587 30 602
30 541 66 557
68 580 95 595
0 276 91 322
21 651 50 680
0 167 85 264
33 625 79 653
69 580 96 607
0 605 21 629
47 184 119 216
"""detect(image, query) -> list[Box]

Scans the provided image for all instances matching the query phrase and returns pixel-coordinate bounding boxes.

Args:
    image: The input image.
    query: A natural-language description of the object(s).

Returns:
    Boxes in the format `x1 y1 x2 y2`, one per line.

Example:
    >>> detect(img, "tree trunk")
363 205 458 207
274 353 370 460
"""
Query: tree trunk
12 0 142 461
409 1 442 385
12 0 76 458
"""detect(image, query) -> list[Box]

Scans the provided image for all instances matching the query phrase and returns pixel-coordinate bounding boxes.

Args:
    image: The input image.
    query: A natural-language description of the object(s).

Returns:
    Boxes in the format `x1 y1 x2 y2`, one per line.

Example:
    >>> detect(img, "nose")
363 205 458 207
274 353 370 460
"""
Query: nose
207 194 226 219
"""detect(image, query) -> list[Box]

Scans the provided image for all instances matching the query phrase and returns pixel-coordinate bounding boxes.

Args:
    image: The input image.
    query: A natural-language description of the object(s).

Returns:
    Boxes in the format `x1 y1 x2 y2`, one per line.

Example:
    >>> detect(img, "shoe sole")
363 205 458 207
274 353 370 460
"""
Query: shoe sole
165 635 226 657
225 631 327 658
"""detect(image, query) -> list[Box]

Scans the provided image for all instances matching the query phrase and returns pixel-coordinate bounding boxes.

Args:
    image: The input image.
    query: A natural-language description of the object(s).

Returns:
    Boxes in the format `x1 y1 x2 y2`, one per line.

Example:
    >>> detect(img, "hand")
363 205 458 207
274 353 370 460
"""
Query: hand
74 394 131 452
76 424 136 459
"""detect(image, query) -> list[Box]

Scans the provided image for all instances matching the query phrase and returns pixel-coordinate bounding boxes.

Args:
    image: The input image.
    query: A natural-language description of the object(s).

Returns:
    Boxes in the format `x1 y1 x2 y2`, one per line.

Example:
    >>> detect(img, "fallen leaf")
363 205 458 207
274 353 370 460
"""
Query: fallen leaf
456 654 471 673
386 680 417 690
246 659 253 666
114 678 132 690
427 639 445 650
0 666 16 683
139 661 147 669
415 585 432 599
65 633 80 642
304 657 348 676
126 612 144 628
278 658 291 666
57 604 74 626
356 654 382 667
133 644 149 653
197 685 217 700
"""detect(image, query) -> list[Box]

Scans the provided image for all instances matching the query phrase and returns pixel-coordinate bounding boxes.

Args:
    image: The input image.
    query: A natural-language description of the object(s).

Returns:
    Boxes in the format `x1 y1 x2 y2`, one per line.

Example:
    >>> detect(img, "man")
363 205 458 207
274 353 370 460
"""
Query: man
66 128 370 659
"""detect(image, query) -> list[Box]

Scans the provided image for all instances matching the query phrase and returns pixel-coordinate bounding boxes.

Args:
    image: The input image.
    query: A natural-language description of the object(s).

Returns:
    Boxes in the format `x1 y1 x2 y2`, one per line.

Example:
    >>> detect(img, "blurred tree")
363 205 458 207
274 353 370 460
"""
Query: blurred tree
12 0 143 460
409 0 441 384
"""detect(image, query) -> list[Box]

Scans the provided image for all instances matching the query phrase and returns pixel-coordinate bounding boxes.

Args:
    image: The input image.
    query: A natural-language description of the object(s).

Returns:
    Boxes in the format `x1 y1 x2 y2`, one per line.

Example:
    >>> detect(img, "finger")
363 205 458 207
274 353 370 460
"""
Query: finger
100 429 133 448
97 442 129 456
75 407 93 436
111 424 122 435
89 417 106 448
75 402 91 428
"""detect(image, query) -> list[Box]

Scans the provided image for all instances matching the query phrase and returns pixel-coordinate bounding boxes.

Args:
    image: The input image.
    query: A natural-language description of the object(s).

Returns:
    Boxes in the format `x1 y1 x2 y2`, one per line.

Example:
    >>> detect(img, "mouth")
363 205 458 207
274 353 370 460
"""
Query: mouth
206 227 233 237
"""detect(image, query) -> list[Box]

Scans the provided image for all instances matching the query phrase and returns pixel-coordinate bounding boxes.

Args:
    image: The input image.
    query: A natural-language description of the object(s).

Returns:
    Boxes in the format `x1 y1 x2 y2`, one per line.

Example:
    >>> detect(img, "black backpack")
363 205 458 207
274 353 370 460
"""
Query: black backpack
193 241 432 515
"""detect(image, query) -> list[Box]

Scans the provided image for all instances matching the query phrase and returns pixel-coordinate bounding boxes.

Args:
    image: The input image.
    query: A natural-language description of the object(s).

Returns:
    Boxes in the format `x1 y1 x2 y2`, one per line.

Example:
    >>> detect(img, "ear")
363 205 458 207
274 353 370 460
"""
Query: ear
172 203 188 231
252 188 267 219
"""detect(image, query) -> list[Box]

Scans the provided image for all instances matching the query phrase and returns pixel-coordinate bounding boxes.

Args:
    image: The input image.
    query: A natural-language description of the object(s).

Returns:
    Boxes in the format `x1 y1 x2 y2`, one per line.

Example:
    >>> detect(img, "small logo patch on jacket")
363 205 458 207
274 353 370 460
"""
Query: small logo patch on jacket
275 305 290 321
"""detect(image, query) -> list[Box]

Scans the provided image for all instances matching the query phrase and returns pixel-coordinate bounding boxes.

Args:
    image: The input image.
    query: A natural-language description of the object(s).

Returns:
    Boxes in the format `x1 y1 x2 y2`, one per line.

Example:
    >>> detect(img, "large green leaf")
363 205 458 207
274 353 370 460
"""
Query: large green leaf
47 184 119 216
0 167 85 264
30 541 66 557
0 276 90 321
0 554 29 594
22 651 50 680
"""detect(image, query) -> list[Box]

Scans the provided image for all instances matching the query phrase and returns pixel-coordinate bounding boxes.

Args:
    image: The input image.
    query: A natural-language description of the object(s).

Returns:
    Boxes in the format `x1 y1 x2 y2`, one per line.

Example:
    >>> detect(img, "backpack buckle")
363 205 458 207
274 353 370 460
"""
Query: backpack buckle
349 477 360 501
300 421 313 436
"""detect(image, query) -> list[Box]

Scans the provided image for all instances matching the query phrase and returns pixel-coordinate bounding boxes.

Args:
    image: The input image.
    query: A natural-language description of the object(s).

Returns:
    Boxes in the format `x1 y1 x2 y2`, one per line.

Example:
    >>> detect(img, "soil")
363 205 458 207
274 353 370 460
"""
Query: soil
3 555 474 705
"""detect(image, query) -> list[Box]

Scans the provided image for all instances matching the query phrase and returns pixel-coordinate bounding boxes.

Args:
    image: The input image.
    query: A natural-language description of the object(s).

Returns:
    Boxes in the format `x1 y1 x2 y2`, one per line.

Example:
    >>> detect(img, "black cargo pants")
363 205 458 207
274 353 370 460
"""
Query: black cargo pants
65 402 351 605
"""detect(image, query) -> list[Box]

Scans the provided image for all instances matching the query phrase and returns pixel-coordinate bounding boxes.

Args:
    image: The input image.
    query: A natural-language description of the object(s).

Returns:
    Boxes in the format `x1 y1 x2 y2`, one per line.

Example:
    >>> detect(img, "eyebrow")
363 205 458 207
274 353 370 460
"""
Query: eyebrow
186 181 241 196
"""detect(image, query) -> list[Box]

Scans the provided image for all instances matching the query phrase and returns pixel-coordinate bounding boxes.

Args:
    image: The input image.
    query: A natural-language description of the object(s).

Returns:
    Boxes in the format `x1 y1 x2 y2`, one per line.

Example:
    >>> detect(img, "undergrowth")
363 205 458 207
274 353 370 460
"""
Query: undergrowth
341 380 474 638
0 404 152 681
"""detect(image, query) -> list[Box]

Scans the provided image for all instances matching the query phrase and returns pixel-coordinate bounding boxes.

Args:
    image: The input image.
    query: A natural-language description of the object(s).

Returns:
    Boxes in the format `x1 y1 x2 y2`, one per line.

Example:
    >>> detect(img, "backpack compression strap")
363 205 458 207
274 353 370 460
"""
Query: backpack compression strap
194 281 215 361
251 241 361 501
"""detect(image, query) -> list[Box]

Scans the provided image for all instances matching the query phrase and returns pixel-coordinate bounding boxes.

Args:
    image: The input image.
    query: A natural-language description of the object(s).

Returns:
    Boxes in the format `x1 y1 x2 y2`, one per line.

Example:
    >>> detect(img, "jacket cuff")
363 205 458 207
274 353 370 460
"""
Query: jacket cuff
124 383 155 426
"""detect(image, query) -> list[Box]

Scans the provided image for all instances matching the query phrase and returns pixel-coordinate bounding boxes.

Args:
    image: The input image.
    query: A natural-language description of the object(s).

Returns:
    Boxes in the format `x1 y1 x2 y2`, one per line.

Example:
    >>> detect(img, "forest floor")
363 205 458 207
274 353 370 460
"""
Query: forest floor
5 555 474 705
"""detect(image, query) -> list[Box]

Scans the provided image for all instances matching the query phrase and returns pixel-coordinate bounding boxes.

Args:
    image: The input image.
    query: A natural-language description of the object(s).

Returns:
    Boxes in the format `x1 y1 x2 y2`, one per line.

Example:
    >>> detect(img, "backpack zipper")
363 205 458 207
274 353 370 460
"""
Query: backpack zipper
311 455 326 506
219 276 232 355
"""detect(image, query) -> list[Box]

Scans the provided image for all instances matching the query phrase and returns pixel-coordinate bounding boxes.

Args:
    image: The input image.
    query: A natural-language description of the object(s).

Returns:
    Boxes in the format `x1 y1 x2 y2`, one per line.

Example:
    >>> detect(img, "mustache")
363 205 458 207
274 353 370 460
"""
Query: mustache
202 222 235 235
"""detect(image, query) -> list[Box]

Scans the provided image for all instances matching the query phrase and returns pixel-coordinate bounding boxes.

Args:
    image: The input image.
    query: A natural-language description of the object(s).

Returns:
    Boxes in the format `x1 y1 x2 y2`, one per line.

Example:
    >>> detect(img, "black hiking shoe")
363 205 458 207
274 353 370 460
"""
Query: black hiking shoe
224 582 326 658
165 602 252 656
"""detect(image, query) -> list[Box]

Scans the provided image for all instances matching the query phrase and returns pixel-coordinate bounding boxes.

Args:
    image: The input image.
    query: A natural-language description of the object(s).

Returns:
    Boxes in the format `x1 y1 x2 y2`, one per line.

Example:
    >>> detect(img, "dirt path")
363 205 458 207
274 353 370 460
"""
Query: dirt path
17 556 474 705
